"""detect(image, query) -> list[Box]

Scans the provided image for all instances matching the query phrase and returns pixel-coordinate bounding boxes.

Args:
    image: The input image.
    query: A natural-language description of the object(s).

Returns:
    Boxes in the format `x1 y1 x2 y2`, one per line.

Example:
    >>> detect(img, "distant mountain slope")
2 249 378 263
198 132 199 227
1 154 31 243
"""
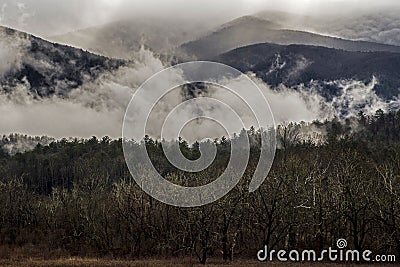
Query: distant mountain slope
255 10 400 47
180 15 400 59
51 18 210 60
216 43 400 99
0 26 124 97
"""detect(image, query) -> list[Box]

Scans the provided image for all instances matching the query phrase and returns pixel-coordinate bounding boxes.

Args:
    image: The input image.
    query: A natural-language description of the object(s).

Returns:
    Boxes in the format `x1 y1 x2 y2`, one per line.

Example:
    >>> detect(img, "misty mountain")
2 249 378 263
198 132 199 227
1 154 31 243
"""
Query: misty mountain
0 26 124 97
50 18 211 60
216 42 400 100
256 10 400 47
180 15 400 59
315 11 400 47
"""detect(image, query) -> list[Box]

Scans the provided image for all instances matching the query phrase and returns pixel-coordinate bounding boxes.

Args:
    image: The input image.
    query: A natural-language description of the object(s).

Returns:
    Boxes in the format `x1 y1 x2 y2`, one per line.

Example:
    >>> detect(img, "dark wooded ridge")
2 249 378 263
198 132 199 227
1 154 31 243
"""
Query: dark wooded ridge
0 110 400 264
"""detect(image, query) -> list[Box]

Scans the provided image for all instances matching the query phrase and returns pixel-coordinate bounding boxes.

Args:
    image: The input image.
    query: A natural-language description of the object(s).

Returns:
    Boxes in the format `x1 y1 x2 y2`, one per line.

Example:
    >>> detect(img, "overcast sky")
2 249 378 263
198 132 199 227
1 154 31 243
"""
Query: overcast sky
0 0 399 36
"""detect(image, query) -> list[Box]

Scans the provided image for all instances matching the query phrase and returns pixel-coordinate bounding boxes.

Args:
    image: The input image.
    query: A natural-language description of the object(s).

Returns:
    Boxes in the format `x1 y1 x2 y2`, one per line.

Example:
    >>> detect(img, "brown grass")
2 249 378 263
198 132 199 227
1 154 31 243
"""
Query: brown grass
0 247 395 267
0 258 396 267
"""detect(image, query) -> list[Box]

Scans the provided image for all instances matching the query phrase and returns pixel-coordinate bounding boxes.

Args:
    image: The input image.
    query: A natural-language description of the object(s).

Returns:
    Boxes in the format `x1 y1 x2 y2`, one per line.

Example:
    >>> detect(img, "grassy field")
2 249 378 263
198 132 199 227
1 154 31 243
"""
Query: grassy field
0 258 396 267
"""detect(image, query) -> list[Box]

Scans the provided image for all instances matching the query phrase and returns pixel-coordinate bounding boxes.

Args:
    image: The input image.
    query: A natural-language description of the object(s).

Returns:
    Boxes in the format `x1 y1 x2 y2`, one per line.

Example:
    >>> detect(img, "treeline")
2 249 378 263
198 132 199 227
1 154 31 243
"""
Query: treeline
0 110 400 263
0 134 54 156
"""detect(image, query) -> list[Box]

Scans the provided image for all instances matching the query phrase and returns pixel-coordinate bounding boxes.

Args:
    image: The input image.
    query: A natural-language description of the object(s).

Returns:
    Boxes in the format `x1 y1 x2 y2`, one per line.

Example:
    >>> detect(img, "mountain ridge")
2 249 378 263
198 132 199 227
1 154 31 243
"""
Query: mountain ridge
180 15 400 59
215 42 400 100
0 26 124 97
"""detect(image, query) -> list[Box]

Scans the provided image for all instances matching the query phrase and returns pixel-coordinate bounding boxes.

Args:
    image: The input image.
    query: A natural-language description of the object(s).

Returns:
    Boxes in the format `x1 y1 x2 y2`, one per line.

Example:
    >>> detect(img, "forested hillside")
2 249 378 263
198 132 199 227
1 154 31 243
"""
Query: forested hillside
0 26 124 97
216 43 400 100
0 110 400 263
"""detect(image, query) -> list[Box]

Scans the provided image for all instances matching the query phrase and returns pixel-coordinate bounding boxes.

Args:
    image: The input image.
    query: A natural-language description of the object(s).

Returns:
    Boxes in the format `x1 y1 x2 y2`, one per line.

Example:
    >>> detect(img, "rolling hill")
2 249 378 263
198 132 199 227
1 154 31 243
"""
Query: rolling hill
180 15 400 59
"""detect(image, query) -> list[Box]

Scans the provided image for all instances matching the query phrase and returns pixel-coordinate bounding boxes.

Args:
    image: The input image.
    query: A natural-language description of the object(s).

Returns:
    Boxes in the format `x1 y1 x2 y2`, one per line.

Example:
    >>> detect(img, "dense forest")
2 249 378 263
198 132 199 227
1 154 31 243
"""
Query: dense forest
0 110 400 264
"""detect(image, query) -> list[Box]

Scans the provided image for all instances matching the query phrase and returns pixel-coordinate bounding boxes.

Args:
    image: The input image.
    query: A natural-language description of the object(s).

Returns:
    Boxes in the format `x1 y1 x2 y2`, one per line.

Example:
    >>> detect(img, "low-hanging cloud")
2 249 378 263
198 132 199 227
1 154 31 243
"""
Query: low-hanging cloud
0 47 398 142
0 47 164 138
0 29 30 77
